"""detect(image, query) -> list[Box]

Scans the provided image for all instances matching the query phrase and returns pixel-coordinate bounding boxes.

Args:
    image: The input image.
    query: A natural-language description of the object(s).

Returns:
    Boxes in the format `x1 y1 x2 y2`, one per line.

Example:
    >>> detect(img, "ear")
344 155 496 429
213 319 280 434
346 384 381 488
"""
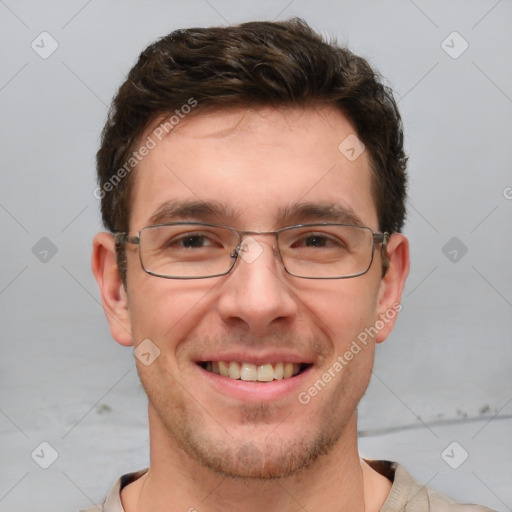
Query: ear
91 232 133 346
374 233 410 344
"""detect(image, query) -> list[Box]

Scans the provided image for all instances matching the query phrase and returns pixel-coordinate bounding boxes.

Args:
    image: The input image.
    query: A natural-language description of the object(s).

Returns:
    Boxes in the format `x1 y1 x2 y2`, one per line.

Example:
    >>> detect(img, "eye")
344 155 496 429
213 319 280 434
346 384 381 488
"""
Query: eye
165 233 222 249
291 232 347 249
301 235 330 248
171 234 217 249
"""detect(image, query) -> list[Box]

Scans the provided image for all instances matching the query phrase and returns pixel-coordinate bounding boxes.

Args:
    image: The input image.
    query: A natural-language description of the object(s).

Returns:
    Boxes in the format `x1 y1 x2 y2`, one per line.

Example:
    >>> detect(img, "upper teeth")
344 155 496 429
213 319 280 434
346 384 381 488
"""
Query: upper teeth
204 361 301 381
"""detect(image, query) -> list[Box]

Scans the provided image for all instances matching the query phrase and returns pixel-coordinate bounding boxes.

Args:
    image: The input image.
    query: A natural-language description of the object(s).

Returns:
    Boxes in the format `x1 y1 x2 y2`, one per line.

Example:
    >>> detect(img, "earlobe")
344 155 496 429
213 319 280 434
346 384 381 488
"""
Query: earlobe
91 232 133 347
374 233 410 344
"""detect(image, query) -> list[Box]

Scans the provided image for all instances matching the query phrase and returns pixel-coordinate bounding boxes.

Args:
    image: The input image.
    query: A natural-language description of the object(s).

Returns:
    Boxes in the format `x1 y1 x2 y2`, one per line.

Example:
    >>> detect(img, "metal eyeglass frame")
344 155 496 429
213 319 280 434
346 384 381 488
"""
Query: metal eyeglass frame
114 222 390 280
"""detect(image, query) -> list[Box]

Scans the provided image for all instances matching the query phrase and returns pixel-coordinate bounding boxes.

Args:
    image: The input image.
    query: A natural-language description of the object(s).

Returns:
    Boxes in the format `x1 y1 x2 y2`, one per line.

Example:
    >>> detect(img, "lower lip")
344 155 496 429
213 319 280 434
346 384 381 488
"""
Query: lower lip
196 364 313 402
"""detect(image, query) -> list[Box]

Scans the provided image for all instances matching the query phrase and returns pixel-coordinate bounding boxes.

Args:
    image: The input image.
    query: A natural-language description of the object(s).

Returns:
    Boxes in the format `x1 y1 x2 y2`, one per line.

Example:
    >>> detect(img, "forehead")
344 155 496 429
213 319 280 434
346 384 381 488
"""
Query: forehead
129 106 378 231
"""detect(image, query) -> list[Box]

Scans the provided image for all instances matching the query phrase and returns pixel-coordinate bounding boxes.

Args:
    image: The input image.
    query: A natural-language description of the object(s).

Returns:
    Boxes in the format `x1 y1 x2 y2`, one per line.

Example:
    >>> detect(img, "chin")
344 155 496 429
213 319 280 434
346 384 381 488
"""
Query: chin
171 415 347 480
190 441 333 480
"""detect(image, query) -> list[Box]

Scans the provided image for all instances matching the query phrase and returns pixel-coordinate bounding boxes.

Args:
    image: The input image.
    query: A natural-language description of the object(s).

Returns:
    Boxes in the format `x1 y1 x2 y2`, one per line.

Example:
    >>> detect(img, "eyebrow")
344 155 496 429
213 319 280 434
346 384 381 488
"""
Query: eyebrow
277 202 365 227
147 199 365 228
147 199 236 226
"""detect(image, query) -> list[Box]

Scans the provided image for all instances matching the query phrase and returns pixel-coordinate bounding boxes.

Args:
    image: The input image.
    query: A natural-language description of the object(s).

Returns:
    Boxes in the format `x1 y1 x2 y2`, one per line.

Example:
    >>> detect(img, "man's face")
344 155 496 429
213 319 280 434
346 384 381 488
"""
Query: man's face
120 106 398 478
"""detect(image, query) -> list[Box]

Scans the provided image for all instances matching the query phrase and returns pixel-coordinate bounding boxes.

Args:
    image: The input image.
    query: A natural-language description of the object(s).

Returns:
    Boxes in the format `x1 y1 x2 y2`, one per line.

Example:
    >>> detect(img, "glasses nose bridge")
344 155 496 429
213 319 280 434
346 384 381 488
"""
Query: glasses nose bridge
238 228 279 240
233 229 282 260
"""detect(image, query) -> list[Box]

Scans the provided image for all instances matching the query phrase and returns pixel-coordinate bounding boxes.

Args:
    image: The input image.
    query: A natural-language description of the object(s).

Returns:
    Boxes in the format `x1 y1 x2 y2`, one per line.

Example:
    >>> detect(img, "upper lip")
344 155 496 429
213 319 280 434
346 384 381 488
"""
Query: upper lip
195 351 314 365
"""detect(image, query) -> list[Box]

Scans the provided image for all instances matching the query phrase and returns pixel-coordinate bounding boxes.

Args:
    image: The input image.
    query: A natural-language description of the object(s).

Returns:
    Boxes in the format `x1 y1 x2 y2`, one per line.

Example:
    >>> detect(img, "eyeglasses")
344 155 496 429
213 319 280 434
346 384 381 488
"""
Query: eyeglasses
114 222 389 280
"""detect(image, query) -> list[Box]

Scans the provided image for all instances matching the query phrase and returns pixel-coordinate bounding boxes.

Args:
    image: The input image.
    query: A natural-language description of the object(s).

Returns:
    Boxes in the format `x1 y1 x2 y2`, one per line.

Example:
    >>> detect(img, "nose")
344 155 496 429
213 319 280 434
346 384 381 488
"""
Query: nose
216 236 298 332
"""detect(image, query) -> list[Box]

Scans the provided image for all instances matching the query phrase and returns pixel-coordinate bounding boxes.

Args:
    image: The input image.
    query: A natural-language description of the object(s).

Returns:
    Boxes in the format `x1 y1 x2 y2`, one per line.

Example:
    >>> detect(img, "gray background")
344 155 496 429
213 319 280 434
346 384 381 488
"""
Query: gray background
0 0 511 511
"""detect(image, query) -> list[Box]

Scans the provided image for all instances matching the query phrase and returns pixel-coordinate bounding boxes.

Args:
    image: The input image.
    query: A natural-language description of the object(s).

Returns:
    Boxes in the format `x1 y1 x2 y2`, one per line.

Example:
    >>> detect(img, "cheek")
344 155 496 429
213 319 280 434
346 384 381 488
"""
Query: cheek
301 279 380 336
126 272 219 349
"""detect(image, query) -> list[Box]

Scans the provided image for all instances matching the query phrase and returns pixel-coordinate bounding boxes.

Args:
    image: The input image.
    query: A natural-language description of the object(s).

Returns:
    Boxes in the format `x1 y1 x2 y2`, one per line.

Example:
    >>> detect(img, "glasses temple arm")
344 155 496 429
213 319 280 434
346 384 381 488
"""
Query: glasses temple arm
114 233 140 245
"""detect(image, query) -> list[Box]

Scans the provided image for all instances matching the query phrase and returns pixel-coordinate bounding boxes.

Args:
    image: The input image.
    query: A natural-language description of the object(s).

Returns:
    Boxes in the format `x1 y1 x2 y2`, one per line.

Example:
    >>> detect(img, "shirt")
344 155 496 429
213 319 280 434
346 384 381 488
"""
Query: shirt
80 460 496 511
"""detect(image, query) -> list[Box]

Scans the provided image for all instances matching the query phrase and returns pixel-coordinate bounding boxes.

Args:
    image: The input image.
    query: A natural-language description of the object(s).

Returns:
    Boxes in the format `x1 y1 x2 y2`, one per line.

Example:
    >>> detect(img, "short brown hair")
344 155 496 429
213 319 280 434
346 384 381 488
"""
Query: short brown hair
96 18 407 284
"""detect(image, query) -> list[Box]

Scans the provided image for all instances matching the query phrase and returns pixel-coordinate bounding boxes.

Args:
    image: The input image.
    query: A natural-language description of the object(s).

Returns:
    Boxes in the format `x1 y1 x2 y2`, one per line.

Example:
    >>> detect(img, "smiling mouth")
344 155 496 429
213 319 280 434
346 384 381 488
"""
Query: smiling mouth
198 361 312 382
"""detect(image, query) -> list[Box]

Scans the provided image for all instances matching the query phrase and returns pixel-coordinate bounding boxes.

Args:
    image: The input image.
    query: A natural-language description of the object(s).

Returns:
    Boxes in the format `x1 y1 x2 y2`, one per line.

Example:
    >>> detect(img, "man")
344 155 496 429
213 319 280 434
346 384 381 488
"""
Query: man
88 18 494 512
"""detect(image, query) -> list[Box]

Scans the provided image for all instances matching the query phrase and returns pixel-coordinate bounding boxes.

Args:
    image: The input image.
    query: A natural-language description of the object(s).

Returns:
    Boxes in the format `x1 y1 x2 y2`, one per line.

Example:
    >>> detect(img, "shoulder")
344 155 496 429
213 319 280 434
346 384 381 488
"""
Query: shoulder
77 468 148 512
367 460 497 512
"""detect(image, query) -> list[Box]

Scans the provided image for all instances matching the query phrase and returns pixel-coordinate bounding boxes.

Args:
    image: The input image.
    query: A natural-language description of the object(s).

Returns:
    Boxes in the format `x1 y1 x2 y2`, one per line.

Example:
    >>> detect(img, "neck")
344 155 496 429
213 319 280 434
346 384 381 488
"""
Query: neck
122 406 391 512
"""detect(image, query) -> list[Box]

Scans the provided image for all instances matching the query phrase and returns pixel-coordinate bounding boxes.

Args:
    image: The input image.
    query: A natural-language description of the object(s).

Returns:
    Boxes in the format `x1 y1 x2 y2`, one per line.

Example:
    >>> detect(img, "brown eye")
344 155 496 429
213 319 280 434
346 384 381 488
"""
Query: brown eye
171 234 212 248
